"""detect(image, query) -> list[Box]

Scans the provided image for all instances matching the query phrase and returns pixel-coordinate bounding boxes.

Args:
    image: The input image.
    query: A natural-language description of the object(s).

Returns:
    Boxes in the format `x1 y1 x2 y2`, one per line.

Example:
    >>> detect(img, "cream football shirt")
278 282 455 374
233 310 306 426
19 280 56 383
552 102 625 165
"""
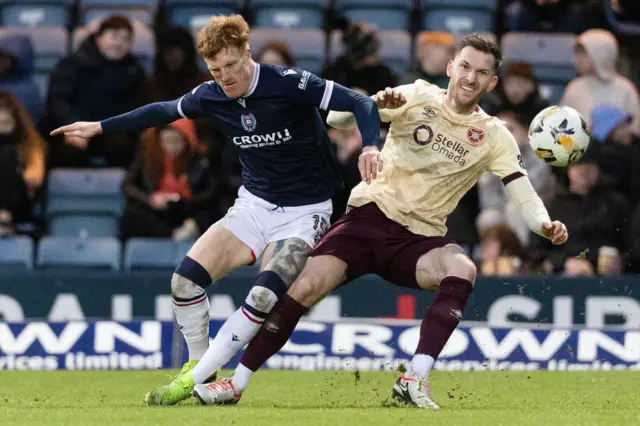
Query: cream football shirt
329 80 529 237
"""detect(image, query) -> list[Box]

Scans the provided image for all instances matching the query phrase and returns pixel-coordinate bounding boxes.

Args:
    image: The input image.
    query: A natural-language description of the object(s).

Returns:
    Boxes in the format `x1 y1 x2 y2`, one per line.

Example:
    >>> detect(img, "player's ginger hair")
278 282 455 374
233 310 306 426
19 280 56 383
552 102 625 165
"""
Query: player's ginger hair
197 14 250 59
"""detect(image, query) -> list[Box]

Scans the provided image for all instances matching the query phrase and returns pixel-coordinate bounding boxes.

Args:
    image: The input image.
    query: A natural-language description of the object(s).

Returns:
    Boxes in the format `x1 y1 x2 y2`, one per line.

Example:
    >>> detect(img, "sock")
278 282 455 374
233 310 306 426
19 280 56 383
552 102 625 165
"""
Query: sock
230 363 254 392
413 276 473 380
236 294 309 392
191 271 287 384
172 256 213 361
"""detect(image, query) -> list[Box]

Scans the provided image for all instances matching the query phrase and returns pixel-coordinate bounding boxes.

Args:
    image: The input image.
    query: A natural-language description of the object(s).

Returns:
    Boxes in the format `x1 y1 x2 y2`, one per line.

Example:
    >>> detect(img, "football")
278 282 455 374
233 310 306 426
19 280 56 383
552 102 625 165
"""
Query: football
528 105 591 167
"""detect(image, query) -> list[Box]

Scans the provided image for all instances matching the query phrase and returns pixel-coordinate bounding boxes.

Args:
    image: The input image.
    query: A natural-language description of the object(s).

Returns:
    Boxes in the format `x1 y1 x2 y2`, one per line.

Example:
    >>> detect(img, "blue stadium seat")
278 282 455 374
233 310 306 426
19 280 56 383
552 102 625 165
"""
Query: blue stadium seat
249 28 325 74
124 238 186 271
50 215 119 238
37 236 122 271
421 0 497 33
0 236 34 269
46 168 126 218
337 0 412 31
501 33 577 103
80 0 157 26
330 30 411 78
253 0 326 29
0 0 72 27
166 0 240 30
0 27 67 99
72 19 155 73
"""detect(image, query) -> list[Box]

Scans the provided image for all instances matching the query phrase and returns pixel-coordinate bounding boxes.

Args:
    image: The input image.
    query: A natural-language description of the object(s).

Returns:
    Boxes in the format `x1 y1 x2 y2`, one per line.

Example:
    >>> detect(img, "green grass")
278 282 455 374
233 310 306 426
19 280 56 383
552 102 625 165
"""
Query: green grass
1 370 639 426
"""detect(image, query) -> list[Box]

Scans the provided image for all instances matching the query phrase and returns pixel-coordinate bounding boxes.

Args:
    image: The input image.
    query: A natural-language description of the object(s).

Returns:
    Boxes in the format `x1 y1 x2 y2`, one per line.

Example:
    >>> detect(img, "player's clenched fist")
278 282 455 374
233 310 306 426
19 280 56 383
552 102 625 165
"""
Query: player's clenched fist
542 221 568 245
359 146 383 185
374 87 406 110
50 121 103 150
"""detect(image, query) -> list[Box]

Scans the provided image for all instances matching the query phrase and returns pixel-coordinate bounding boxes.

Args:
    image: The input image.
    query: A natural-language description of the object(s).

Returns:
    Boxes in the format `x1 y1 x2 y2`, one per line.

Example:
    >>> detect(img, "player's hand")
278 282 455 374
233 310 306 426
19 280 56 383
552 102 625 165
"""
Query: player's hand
542 221 568 245
374 87 406 110
50 121 102 149
358 146 383 185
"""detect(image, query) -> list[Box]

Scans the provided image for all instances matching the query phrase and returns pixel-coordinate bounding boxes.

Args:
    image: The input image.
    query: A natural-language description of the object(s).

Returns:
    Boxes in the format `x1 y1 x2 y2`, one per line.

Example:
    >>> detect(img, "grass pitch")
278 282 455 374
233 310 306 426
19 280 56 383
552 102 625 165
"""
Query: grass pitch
1 369 639 426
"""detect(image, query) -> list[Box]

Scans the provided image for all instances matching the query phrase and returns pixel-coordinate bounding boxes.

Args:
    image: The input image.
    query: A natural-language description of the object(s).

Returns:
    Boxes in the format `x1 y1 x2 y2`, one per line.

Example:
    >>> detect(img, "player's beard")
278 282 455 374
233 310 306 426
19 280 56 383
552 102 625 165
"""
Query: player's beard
452 80 486 112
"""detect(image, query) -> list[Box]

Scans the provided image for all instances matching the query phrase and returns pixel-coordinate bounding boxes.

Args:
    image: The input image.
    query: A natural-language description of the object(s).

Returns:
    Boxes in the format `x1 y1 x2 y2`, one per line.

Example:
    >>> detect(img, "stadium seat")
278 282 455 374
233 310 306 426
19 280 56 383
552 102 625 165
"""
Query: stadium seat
336 0 413 31
0 236 34 269
421 0 497 33
49 215 119 238
501 33 577 104
0 27 67 99
46 168 126 218
330 30 411 78
124 238 186 271
72 19 155 73
0 0 73 27
249 28 326 74
253 0 326 29
37 236 122 271
166 0 241 30
80 0 157 26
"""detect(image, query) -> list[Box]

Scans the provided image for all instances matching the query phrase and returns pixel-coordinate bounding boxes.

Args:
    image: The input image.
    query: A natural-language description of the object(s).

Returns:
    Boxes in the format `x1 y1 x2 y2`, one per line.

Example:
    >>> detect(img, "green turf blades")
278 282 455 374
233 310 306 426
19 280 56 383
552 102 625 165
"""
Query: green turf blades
2 370 640 425
144 372 195 406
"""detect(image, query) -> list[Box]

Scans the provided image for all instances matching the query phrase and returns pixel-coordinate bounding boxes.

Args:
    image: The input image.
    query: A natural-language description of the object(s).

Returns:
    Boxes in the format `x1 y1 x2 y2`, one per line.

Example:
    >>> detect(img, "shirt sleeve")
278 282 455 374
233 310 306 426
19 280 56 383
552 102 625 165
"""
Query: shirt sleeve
487 126 528 183
177 82 209 119
280 68 334 110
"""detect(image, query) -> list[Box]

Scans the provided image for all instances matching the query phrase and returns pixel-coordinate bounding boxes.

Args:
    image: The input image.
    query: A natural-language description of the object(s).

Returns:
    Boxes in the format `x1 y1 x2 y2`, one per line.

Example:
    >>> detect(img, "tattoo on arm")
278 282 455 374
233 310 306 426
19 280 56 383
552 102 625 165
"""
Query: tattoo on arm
264 237 311 286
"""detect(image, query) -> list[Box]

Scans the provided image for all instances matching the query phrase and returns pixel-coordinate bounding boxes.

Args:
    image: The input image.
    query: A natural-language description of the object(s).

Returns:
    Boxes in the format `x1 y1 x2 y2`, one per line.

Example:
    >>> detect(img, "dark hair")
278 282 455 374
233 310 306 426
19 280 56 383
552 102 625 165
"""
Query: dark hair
257 41 295 67
97 15 133 36
456 34 503 72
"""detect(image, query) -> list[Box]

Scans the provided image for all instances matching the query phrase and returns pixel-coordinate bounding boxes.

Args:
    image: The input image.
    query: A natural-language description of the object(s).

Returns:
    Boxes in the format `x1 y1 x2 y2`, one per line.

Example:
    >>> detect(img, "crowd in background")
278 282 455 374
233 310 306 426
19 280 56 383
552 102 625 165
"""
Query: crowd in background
0 2 639 278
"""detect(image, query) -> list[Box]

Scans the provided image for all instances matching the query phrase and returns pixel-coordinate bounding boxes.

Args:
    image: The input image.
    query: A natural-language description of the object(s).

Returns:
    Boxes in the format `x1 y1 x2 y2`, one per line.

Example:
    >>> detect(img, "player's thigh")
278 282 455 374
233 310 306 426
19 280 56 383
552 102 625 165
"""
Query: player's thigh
261 200 332 284
380 237 456 291
288 255 348 308
415 243 477 290
186 224 255 280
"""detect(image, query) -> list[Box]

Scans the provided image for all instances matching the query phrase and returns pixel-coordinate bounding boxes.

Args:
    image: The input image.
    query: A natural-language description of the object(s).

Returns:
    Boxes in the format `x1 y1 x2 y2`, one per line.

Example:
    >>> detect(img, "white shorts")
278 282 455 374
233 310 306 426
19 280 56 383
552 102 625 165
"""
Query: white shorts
218 186 332 262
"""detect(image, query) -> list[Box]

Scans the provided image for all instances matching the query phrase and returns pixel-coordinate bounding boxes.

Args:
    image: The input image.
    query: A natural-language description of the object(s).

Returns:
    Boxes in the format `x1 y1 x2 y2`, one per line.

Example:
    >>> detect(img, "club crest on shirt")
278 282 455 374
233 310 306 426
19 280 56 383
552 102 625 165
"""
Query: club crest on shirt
466 127 484 144
241 113 257 132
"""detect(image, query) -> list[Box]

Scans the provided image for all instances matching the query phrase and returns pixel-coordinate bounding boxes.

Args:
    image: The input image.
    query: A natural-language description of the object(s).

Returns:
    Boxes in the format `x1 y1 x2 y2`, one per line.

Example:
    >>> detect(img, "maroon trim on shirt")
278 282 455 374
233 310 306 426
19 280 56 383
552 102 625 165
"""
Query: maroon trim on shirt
501 171 525 186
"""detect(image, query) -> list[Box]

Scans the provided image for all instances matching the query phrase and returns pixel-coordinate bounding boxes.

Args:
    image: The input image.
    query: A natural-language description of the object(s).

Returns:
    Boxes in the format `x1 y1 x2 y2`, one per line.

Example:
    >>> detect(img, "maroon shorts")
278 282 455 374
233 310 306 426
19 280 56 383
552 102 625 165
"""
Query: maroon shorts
311 202 454 289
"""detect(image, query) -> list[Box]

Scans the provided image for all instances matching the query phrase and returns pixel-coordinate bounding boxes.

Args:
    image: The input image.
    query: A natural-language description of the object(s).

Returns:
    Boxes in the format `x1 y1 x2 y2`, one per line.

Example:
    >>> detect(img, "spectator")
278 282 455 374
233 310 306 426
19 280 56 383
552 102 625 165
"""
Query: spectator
478 225 529 276
120 119 218 241
534 144 630 274
327 126 362 223
477 110 556 245
505 0 595 34
145 26 210 103
322 22 396 96
0 91 46 236
561 29 640 134
402 32 454 89
0 34 43 124
45 16 146 169
256 41 295 67
589 105 640 205
481 62 548 126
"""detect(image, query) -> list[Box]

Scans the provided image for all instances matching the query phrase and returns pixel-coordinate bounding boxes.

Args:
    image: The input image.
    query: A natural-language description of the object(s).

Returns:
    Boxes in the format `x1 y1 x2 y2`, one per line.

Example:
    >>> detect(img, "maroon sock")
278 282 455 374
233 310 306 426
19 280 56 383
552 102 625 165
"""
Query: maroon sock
416 276 473 358
240 294 309 372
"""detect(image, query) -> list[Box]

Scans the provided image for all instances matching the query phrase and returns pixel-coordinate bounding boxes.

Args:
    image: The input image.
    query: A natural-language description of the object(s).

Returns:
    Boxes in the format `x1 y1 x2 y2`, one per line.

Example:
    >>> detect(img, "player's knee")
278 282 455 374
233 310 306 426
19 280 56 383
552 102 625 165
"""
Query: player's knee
172 256 213 298
446 253 477 284
245 285 279 313
289 275 325 308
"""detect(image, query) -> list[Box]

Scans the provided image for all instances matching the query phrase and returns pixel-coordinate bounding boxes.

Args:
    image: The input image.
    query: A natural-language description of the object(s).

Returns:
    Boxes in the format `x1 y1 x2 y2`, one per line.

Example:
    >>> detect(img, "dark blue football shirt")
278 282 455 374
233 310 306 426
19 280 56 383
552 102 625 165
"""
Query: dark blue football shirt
101 63 380 207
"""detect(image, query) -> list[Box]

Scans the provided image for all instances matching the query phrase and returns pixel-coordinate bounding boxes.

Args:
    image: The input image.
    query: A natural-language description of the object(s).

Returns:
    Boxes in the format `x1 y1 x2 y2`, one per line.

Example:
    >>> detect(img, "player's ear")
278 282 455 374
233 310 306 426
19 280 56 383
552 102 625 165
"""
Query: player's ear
487 75 499 92
446 60 453 77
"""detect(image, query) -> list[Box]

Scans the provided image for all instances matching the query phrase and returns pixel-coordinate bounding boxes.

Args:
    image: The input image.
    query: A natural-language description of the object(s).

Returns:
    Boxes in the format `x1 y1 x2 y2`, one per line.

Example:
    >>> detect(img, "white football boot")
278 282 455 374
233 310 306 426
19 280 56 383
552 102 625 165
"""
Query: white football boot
193 378 242 405
392 372 440 410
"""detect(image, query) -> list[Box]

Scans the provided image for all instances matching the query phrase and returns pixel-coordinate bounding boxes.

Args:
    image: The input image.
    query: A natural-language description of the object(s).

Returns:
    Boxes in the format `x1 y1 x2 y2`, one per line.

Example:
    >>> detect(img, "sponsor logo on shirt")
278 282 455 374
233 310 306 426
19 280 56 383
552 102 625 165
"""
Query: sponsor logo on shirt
298 70 310 90
232 129 292 149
